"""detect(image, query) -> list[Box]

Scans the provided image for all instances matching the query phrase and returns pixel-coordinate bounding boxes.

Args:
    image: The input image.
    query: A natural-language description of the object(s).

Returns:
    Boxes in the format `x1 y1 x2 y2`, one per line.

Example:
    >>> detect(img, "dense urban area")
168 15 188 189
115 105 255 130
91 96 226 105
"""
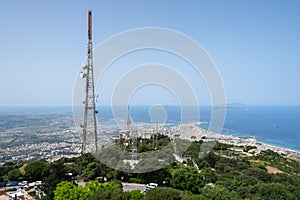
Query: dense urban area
0 111 82 165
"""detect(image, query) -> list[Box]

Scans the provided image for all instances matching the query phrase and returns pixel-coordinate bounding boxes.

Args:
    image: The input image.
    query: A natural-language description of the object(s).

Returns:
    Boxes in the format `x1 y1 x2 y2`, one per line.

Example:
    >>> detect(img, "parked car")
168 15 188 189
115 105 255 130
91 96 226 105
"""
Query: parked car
0 182 7 187
35 181 42 186
18 181 28 186
6 181 18 187
144 183 158 192
28 182 35 187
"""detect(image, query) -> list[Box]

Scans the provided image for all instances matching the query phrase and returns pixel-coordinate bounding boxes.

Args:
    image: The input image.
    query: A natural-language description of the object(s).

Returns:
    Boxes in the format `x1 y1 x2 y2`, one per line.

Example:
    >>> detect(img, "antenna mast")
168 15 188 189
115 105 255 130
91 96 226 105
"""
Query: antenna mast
127 105 137 160
82 10 98 154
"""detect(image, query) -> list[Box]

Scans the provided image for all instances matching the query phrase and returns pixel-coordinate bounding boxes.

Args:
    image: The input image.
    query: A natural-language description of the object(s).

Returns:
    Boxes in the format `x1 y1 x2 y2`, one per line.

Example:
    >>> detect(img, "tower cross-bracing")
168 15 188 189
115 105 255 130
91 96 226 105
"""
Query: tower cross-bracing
82 10 98 154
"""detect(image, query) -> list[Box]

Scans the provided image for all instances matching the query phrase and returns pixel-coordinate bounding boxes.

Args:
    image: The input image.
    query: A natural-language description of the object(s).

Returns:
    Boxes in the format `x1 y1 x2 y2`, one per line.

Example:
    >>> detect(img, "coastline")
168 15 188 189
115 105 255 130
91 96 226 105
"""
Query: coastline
168 122 300 159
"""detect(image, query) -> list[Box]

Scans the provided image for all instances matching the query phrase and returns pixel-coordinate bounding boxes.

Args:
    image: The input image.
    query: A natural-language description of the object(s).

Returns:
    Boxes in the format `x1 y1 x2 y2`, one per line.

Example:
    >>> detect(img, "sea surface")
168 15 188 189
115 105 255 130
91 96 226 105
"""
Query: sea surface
0 105 299 152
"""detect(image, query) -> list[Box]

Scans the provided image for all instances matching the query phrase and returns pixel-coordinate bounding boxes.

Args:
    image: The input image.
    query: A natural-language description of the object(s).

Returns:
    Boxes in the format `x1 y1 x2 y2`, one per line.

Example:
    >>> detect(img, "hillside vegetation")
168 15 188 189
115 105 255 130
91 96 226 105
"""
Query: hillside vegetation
1 137 300 200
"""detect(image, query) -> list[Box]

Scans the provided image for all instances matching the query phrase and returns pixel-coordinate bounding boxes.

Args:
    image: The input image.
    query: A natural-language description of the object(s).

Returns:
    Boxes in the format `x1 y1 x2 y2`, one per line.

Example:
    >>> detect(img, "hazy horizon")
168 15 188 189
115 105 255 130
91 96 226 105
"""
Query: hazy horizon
1 1 300 106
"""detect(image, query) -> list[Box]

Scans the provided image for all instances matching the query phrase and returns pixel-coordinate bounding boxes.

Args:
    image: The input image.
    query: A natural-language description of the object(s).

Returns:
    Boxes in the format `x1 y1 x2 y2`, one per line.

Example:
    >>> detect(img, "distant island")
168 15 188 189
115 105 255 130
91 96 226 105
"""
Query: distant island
214 103 249 110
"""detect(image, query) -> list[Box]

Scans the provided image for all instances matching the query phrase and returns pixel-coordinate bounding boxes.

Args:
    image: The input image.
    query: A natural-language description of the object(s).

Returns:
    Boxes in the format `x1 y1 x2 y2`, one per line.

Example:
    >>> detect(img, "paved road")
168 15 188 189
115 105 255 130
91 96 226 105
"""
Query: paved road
122 183 147 192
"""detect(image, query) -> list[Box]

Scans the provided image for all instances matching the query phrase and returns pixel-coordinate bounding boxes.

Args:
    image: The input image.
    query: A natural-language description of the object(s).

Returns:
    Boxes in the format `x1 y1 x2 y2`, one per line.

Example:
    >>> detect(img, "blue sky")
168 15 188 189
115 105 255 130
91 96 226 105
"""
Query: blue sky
0 0 300 106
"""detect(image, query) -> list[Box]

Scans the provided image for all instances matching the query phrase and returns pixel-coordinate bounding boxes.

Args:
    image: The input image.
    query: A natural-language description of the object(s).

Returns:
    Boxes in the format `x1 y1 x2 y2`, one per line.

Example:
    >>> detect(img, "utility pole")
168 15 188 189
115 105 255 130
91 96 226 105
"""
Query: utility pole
81 10 98 154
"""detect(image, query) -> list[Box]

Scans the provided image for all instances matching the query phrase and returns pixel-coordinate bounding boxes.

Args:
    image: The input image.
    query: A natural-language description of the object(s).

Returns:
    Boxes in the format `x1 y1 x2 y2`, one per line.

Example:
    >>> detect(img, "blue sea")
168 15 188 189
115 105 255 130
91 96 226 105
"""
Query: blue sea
1 105 299 152
200 106 300 152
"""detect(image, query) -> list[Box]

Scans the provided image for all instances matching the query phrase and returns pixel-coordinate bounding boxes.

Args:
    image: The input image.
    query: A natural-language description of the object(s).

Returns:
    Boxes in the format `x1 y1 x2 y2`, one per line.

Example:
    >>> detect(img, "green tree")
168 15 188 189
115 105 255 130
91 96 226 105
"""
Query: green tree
247 182 295 200
88 187 130 200
81 162 102 180
7 168 21 181
170 164 204 193
146 188 181 200
244 167 271 182
42 158 67 199
199 167 217 183
272 173 300 186
87 181 128 200
54 181 76 200
130 190 145 200
200 186 239 200
54 180 125 200
54 181 91 200
0 161 22 180
25 160 49 181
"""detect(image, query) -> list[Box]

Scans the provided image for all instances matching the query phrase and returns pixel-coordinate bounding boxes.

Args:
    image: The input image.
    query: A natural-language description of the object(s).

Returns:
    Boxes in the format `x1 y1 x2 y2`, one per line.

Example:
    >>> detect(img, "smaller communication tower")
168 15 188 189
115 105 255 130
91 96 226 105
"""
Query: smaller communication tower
152 123 158 150
126 105 137 160
126 105 131 134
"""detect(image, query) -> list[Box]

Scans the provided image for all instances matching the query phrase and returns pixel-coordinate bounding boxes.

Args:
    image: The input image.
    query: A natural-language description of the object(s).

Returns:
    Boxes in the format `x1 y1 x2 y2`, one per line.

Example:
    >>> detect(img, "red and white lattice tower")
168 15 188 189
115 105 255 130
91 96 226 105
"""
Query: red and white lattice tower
81 10 98 154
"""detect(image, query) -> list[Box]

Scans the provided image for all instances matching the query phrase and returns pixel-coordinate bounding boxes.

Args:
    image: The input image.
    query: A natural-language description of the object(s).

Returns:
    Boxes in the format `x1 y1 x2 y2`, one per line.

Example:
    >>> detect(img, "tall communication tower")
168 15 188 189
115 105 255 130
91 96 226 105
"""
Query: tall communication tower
81 10 98 154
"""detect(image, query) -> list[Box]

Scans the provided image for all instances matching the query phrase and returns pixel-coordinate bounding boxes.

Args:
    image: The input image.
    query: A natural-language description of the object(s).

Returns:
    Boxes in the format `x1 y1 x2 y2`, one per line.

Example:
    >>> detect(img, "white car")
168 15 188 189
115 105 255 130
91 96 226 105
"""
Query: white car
35 181 42 186
147 183 158 188
18 181 27 186
144 183 158 192
28 182 35 187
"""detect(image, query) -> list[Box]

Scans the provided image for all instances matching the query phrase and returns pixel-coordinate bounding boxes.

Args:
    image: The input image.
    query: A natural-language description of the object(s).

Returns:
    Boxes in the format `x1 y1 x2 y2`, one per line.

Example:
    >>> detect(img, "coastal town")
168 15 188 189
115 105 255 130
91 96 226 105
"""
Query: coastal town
171 122 300 159
1 112 300 166
1 118 300 200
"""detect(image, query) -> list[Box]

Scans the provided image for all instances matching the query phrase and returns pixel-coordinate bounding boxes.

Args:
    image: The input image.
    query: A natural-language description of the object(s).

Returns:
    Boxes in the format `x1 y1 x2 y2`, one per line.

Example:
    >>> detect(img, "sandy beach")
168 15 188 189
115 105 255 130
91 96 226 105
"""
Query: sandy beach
166 122 300 158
